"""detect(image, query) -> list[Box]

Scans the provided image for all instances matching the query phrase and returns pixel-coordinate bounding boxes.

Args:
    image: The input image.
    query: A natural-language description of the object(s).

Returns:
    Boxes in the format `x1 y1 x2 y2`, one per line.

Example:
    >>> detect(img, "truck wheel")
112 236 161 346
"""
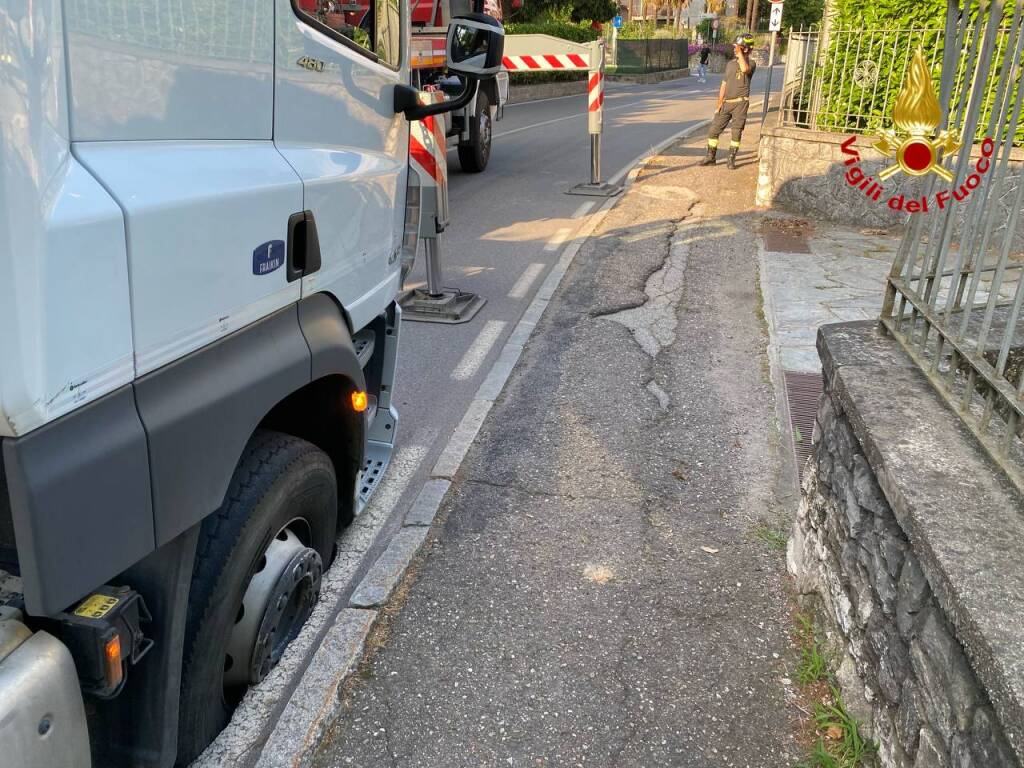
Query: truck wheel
458 90 491 173
176 430 337 764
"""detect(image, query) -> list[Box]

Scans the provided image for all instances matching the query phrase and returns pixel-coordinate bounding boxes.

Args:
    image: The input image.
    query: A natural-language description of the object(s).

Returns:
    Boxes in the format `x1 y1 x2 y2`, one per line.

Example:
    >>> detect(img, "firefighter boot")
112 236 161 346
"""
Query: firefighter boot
727 147 739 170
700 145 717 166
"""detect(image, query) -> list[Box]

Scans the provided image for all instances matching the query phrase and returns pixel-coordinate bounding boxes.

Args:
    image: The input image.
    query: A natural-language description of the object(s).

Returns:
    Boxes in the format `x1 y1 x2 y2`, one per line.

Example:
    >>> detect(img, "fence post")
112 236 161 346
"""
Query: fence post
569 38 622 196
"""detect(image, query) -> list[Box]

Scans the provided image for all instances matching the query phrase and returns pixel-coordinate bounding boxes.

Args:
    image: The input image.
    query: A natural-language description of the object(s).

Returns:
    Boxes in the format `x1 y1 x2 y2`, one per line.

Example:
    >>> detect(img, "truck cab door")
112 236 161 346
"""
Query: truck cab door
275 0 408 332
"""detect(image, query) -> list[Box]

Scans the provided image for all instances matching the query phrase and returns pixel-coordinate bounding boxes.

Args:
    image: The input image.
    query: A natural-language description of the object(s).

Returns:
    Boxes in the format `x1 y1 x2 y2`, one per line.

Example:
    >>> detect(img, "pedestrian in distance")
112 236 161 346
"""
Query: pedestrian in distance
700 32 756 170
697 42 710 83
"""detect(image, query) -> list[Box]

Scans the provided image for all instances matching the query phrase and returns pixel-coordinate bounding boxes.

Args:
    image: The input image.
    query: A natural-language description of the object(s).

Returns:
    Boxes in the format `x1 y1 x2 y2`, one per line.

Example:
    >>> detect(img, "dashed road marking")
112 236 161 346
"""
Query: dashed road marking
451 320 507 381
508 263 546 299
544 227 574 252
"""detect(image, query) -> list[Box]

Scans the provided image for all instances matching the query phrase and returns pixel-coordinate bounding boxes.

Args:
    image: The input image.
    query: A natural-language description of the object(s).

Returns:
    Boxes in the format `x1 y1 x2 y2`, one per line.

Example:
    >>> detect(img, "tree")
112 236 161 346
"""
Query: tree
781 0 824 28
570 0 619 22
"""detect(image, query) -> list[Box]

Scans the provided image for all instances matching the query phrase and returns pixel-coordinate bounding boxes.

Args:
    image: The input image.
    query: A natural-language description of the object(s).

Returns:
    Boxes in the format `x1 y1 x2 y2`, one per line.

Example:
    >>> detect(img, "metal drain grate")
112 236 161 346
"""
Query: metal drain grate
783 370 824 481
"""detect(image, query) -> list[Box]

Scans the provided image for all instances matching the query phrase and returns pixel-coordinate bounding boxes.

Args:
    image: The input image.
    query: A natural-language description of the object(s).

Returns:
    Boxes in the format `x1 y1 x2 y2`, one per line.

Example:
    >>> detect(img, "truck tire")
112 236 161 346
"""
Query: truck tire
458 89 491 173
176 430 338 764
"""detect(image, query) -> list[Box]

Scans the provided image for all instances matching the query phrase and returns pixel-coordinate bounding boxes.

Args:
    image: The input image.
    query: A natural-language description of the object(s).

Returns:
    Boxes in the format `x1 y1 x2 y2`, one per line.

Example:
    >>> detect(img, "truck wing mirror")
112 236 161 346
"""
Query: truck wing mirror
446 13 504 78
394 14 504 122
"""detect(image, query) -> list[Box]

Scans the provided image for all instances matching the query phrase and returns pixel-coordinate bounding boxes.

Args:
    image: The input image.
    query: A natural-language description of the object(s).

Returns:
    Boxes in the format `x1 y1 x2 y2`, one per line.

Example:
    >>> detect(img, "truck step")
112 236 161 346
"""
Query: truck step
356 442 391 510
353 329 375 369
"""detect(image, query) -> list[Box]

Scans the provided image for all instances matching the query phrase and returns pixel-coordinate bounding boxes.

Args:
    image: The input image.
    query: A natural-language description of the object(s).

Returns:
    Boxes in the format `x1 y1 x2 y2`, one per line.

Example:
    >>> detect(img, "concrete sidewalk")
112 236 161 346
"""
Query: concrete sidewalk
311 119 803 766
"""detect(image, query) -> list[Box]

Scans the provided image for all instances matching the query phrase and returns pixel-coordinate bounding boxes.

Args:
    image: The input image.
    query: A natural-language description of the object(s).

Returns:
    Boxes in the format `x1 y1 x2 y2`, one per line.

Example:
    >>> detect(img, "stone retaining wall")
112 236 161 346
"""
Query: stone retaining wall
756 126 1024 250
788 322 1024 768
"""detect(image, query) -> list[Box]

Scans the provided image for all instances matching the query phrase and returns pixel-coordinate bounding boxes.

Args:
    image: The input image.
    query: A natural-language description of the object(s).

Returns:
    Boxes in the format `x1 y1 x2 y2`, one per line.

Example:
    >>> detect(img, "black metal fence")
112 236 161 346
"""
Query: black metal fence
613 39 689 74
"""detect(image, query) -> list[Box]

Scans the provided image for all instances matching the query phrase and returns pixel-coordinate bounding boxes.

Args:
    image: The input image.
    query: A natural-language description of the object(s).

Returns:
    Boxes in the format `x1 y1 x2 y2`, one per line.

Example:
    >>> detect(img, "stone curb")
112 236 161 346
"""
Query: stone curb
254 609 377 768
404 479 452 527
349 527 430 608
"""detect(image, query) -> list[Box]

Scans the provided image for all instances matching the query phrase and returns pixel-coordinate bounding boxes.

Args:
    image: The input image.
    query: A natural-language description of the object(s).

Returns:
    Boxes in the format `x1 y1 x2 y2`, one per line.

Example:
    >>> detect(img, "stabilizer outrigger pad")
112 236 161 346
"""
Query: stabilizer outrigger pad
399 288 487 324
567 181 623 197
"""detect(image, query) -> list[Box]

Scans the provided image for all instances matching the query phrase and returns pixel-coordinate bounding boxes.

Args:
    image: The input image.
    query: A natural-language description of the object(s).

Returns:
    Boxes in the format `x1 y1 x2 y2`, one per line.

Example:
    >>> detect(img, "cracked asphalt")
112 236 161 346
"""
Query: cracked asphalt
313 122 800 767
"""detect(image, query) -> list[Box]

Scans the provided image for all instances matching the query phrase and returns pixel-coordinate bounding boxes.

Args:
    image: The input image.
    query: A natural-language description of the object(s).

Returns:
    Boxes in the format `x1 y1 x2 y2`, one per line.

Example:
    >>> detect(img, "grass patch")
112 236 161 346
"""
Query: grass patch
790 612 877 767
755 523 789 551
795 612 831 685
799 687 877 768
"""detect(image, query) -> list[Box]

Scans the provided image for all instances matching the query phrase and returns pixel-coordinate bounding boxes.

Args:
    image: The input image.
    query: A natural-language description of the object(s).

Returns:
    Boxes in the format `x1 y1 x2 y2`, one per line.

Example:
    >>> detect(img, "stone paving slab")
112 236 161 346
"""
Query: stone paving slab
759 217 899 374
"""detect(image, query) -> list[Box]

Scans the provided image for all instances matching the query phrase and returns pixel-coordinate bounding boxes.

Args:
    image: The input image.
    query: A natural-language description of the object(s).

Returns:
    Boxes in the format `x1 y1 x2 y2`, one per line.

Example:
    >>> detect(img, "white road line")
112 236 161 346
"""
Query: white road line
571 200 596 219
544 227 573 252
451 320 507 381
508 262 546 299
494 96 670 139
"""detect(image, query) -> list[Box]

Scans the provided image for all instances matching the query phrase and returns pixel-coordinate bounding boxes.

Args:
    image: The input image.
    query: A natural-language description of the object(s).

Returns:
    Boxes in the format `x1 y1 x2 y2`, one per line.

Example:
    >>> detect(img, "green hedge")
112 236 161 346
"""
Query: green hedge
812 2 1021 144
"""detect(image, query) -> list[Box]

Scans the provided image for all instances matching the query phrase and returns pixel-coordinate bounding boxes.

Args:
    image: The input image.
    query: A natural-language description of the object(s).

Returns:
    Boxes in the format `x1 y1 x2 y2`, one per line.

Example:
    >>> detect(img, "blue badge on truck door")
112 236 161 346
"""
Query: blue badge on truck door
253 240 285 276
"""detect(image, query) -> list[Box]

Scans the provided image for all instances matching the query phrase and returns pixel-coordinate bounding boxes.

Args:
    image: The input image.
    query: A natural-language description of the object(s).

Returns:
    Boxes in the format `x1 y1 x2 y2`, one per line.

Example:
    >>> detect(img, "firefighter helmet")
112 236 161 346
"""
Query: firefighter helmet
734 32 755 50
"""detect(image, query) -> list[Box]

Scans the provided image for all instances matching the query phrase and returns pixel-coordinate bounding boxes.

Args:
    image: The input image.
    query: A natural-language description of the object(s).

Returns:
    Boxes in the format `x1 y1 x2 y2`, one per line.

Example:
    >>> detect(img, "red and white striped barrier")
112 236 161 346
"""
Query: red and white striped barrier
502 53 589 71
587 71 604 111
409 90 449 228
500 36 617 193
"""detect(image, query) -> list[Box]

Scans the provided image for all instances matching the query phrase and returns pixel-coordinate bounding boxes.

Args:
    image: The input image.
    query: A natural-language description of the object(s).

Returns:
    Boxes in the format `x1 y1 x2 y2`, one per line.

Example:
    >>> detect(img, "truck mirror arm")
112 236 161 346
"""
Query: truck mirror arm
395 76 478 121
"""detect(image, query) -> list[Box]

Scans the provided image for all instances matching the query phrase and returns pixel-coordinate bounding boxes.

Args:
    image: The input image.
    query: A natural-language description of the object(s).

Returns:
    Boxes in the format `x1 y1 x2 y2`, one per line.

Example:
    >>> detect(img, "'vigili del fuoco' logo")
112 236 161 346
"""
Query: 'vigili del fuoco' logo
840 48 994 213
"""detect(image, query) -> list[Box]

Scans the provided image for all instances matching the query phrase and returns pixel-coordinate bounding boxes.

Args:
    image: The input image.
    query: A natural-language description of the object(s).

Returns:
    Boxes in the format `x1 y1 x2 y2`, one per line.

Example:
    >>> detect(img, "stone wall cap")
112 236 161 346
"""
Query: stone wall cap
818 319 1024 761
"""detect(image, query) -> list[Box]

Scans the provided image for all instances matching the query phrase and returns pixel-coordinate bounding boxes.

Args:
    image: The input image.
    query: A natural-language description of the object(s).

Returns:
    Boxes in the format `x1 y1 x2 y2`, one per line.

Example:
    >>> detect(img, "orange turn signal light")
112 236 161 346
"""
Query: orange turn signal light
351 390 368 413
104 634 124 692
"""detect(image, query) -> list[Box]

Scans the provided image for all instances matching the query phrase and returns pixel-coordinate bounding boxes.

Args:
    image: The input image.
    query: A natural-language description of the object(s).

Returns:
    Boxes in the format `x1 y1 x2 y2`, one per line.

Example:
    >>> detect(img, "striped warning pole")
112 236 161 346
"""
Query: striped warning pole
500 35 617 195
587 39 605 185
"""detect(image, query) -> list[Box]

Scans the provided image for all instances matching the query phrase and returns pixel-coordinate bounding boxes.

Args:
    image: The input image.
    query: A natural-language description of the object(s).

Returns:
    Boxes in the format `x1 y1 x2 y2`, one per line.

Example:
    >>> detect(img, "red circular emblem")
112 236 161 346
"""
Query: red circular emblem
902 140 934 173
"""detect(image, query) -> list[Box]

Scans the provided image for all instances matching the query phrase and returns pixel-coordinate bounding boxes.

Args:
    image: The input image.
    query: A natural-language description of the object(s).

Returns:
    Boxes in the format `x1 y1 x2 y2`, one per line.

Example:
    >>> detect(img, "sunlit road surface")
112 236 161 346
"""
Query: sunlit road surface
367 69 779 581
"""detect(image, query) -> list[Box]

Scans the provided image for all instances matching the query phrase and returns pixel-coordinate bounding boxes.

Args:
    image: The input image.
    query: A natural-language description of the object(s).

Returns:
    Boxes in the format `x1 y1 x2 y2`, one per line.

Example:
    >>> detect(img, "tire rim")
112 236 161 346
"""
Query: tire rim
223 527 323 688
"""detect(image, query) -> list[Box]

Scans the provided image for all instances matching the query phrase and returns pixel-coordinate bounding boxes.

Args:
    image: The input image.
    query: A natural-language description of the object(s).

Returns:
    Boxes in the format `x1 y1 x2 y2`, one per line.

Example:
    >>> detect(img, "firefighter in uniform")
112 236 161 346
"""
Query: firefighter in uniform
700 33 757 169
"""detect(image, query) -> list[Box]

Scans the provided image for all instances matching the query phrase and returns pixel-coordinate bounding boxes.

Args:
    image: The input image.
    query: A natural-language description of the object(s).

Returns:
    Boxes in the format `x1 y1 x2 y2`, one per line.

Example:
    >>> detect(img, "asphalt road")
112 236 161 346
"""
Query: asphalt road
313 87 799 768
389 69 779 533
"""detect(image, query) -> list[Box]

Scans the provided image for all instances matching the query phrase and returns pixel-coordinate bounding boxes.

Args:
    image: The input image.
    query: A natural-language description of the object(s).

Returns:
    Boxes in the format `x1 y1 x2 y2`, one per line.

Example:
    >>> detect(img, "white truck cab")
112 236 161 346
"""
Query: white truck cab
0 2 502 766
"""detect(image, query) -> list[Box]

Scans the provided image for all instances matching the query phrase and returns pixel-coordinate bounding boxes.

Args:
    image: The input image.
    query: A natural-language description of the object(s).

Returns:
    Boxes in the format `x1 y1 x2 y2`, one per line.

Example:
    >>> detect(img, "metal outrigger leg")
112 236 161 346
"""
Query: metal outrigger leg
403 236 486 324
400 93 486 324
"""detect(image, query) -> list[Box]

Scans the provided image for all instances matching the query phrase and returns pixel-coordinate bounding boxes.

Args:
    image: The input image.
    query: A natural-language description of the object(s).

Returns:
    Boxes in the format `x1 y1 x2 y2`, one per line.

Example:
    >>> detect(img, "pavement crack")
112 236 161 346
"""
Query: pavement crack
599 207 695 359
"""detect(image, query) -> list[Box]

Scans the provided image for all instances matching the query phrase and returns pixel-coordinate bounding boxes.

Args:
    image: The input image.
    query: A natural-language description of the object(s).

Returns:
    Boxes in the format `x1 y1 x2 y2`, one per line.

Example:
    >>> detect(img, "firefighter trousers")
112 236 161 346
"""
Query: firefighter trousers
707 99 749 149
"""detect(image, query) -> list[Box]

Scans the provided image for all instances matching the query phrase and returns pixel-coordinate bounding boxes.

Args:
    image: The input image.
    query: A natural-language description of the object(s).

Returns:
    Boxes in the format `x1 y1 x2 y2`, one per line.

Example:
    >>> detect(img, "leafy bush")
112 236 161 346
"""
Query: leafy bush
812 3 1022 145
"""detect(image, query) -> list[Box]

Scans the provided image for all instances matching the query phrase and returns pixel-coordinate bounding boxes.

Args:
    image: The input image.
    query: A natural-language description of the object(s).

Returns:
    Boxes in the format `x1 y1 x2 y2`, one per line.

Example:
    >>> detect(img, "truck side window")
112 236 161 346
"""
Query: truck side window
295 0 376 57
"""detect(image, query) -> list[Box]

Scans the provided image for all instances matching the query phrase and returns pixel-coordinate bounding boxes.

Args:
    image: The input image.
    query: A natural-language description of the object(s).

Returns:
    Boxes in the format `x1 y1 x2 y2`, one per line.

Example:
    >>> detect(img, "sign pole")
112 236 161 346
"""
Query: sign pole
760 30 777 126
761 0 784 126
